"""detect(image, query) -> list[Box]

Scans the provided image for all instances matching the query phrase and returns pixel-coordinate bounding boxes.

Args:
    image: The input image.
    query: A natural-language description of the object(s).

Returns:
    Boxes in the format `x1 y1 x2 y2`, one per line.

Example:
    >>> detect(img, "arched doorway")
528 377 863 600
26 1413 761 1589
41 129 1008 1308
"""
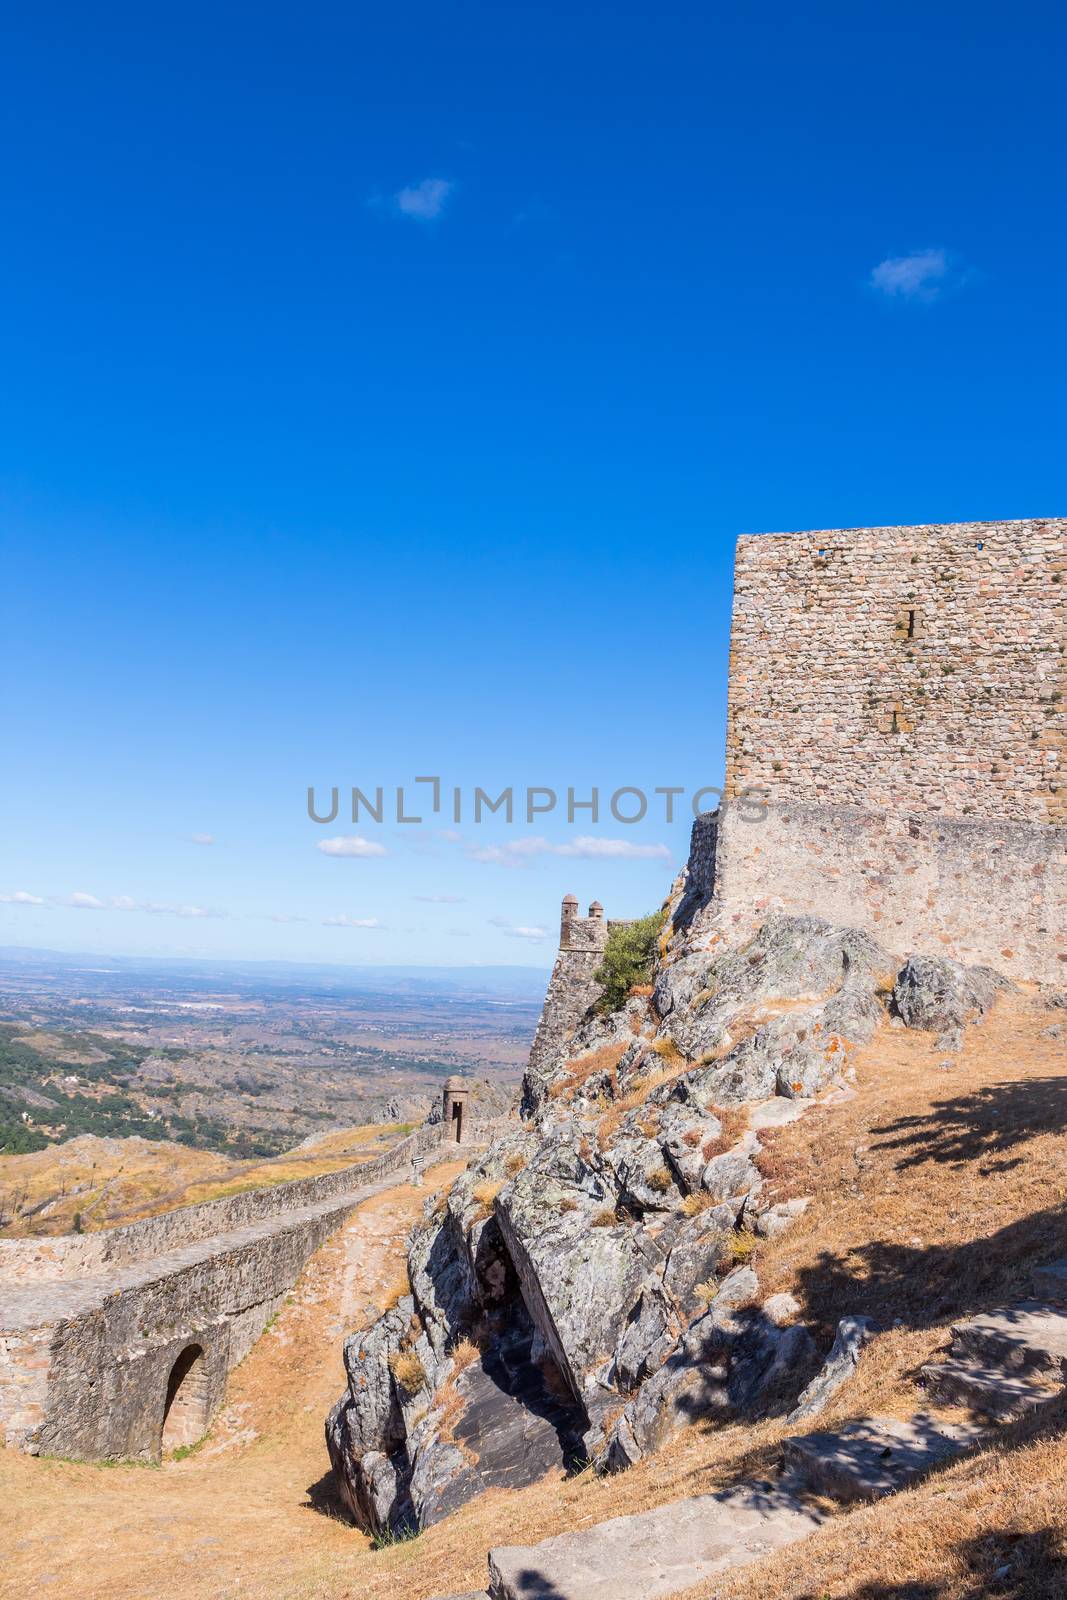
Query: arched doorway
161 1343 209 1453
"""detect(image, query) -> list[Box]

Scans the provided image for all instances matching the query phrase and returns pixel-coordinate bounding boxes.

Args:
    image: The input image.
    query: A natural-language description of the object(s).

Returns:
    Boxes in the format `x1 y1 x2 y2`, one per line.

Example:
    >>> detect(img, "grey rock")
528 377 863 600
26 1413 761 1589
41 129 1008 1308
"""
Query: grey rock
920 1353 1063 1421
787 1314 878 1422
783 1413 980 1502
892 954 1007 1034
488 1480 824 1600
752 1196 811 1240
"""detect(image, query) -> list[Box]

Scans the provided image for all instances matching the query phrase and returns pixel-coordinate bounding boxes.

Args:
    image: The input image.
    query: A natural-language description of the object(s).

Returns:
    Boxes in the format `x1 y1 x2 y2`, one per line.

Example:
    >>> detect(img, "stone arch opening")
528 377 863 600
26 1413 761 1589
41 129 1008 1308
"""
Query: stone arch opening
160 1342 209 1453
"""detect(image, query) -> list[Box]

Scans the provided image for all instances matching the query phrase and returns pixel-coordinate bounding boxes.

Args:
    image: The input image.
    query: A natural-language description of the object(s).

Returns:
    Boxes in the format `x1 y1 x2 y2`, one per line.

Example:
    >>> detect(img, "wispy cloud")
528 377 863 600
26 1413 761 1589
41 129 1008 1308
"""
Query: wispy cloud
490 916 548 942
65 892 225 918
322 914 386 930
415 893 466 903
265 912 309 924
869 248 959 302
317 836 388 859
187 833 215 846
394 178 453 221
0 890 46 906
461 835 672 868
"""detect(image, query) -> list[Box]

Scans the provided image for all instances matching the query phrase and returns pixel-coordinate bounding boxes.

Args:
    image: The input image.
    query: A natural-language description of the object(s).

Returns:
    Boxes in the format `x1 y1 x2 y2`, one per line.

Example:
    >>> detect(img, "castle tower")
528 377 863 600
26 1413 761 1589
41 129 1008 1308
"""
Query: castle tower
522 894 612 1115
713 517 1065 983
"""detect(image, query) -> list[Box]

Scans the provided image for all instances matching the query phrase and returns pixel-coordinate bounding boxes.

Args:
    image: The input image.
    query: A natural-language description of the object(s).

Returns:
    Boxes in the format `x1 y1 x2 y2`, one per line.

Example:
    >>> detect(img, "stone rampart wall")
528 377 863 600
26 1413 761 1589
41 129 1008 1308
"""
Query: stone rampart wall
0 1121 446 1284
724 518 1064 824
713 801 1065 984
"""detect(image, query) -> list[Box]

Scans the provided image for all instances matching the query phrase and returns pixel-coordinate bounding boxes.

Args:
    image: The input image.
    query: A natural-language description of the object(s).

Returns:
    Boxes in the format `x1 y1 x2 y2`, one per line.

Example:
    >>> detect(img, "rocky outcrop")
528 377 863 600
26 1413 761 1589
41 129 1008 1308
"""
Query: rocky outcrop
325 823 1011 1536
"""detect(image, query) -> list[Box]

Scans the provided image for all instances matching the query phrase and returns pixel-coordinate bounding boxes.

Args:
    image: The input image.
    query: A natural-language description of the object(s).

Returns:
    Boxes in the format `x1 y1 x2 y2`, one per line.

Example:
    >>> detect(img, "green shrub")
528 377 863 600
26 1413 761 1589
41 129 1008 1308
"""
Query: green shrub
593 910 666 1014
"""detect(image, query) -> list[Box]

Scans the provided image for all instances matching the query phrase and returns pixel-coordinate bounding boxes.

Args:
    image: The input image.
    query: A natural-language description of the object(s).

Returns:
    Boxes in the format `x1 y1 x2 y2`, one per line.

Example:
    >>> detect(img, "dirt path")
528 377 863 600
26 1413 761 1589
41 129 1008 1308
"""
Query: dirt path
1 1157 466 1600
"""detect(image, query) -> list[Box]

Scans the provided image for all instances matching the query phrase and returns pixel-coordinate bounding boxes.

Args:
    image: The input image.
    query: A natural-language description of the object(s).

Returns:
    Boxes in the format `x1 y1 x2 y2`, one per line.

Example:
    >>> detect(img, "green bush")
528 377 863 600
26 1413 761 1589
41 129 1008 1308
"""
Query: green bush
593 910 666 1014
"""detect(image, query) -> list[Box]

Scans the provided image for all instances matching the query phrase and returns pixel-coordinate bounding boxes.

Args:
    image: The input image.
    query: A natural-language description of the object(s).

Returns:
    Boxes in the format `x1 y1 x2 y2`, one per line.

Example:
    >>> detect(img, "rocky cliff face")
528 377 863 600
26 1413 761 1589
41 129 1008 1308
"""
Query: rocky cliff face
325 819 1010 1535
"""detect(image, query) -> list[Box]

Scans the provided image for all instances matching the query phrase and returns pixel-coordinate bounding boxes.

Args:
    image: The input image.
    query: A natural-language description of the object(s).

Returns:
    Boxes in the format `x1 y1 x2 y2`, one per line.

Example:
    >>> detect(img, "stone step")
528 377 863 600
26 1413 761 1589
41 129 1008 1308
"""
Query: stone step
486 1484 824 1600
950 1302 1067 1379
920 1355 1063 1421
1033 1259 1067 1306
782 1413 980 1503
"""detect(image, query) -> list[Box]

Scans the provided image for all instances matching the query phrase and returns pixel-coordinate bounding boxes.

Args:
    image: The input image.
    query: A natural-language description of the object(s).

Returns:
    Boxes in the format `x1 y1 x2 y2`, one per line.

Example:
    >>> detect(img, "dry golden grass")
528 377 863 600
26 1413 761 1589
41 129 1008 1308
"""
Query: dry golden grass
388 1348 427 1396
0 1121 412 1238
681 1190 721 1218
590 1208 618 1227
547 1041 629 1102
379 1272 410 1314
469 1179 503 1221
651 1036 686 1066
503 1153 527 1178
647 1165 673 1193
699 1104 749 1162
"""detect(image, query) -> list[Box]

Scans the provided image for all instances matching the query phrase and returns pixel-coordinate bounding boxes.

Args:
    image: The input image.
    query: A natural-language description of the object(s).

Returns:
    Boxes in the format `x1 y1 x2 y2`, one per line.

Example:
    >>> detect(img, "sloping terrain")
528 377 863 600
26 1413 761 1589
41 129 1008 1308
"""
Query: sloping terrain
0 1120 413 1236
1 996 1065 1600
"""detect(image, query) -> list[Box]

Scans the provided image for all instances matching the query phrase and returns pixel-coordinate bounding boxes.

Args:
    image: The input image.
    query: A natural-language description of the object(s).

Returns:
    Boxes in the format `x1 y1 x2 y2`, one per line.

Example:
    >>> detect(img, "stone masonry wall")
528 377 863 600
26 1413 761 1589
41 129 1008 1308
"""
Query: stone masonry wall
724 519 1064 823
713 801 1065 985
0 1120 458 1461
0 1121 446 1285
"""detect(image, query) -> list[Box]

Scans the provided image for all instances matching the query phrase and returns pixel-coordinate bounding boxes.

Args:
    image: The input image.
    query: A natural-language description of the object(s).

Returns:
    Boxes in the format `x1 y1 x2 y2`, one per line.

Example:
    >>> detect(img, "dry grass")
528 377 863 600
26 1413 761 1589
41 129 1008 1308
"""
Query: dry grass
469 1180 503 1221
379 1273 410 1313
647 1165 674 1193
700 1104 749 1162
681 1190 721 1218
503 1153 527 1178
547 1040 629 1103
590 1208 618 1227
0 1121 413 1238
651 1036 686 1066
388 1348 427 1396
448 1337 480 1374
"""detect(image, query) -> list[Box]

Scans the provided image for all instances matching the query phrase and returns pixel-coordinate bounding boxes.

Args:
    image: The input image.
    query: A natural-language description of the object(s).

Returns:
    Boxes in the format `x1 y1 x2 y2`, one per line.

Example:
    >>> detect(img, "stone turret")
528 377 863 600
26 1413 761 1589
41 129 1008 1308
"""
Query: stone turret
442 1076 472 1144
522 894 612 1116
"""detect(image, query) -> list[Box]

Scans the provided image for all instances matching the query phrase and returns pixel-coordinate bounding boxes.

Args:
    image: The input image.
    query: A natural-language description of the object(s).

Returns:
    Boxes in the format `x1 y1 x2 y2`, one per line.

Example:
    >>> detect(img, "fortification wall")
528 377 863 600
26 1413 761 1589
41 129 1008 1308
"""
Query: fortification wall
713 801 1065 984
714 518 1065 983
724 518 1064 823
0 1188 359 1460
0 1121 445 1285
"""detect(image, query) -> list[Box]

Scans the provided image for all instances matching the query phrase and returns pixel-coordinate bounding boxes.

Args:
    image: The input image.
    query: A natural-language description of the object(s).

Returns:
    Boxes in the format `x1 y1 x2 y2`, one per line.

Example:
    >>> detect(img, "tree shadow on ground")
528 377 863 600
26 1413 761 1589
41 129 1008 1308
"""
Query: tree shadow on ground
789 1525 1067 1599
871 1074 1067 1174
791 1200 1067 1340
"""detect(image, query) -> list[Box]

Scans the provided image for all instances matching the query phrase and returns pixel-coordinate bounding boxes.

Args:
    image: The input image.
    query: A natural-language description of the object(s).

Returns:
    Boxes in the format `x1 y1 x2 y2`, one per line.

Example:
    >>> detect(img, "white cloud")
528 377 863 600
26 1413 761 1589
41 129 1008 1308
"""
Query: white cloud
111 896 138 911
394 178 453 220
0 890 46 906
323 914 386 929
67 891 107 910
188 833 215 846
554 836 672 861
489 918 548 942
463 834 671 868
415 893 466 903
317 836 388 859
869 248 951 301
142 902 224 919
266 912 309 924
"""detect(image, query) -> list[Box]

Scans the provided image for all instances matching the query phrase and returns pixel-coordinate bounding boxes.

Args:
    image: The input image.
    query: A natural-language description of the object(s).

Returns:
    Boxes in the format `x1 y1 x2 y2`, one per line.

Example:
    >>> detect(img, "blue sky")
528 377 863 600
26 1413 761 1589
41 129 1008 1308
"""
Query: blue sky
2 1 1064 967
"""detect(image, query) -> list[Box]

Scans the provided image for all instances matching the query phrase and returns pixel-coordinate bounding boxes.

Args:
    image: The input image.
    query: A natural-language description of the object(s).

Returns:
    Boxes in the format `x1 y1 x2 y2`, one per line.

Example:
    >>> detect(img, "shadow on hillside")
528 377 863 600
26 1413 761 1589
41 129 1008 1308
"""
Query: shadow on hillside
791 1200 1067 1338
872 1073 1067 1174
789 1524 1066 1598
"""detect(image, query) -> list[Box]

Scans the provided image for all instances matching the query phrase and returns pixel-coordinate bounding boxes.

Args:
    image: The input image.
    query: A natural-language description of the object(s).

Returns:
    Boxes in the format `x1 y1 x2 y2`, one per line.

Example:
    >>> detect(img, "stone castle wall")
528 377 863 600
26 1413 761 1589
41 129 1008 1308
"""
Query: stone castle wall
0 1120 466 1461
0 1122 446 1285
714 519 1065 983
713 801 1064 983
724 518 1064 823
